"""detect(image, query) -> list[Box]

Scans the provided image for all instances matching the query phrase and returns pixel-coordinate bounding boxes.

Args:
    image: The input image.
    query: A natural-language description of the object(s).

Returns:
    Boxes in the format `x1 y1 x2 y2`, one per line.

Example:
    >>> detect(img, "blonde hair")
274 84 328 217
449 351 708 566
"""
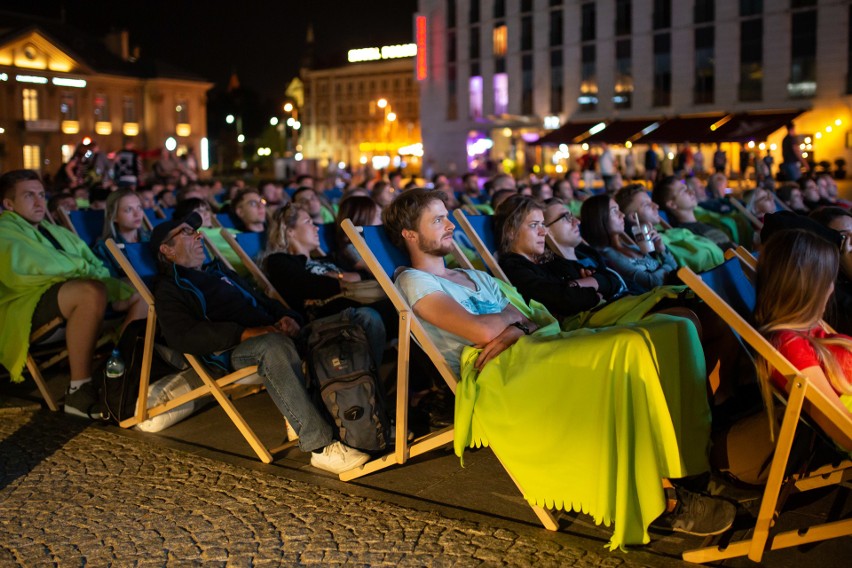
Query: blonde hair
264 202 306 258
755 230 852 413
102 188 147 241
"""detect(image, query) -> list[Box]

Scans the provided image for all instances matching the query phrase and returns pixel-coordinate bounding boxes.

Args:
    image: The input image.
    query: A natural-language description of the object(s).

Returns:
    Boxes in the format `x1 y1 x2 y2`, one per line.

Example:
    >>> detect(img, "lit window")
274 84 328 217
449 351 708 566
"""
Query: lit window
94 93 109 121
493 73 508 115
22 88 38 121
469 76 483 119
23 144 41 170
493 25 507 56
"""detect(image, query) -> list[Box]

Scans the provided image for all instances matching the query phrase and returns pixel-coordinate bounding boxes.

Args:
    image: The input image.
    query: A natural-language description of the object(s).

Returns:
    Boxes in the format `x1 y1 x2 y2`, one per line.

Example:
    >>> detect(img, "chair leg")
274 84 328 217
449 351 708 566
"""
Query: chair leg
186 357 273 463
25 354 59 411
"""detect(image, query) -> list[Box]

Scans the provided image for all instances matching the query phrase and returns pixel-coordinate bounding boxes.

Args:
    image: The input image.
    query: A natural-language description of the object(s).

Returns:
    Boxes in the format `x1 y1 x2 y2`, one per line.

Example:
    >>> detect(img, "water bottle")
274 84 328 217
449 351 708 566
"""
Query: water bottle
631 213 655 255
106 349 126 381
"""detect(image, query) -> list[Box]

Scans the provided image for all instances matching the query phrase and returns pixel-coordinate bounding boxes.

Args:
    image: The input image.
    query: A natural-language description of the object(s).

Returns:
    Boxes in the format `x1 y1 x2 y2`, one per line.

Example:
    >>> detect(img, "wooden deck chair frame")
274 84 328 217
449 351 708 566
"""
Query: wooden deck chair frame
105 239 296 463
728 197 764 230
677 265 852 563
452 209 510 283
340 219 559 530
24 317 64 411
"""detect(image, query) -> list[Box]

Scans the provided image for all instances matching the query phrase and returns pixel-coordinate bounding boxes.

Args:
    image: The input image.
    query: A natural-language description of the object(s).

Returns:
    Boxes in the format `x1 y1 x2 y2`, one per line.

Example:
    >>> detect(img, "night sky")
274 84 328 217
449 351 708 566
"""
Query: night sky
1 0 419 100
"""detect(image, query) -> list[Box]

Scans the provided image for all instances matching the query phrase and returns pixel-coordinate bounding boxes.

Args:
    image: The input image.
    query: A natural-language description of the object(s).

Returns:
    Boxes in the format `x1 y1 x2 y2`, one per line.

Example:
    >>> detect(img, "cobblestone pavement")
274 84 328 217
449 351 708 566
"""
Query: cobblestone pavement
0 410 661 567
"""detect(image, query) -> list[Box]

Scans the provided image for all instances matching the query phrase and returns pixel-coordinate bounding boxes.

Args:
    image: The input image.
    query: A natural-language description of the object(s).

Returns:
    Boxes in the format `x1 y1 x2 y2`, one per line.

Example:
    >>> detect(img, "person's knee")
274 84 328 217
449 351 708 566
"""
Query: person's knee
59 279 107 315
350 307 384 332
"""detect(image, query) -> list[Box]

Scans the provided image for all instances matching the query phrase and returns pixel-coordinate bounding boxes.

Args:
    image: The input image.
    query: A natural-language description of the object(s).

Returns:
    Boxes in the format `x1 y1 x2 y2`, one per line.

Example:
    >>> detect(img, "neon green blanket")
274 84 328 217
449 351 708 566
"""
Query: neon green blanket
659 227 725 273
695 207 754 248
0 211 132 382
454 282 710 550
200 227 247 277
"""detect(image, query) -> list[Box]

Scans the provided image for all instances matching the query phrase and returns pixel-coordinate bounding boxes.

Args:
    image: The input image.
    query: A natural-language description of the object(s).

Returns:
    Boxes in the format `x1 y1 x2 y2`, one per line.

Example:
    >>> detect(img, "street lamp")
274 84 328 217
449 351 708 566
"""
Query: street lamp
225 114 235 124
270 117 279 126
386 112 396 122
377 98 388 109
283 102 293 113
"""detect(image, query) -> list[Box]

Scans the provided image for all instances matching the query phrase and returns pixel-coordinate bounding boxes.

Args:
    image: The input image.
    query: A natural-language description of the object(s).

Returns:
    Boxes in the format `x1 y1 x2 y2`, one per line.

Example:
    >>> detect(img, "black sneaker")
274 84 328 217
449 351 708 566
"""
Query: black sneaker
650 486 736 536
64 382 105 420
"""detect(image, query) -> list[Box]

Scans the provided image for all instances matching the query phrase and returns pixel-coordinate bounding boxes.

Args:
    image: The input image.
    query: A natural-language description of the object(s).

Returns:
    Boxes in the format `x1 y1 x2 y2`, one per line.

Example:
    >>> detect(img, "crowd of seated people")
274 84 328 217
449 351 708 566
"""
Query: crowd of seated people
2 154 851 550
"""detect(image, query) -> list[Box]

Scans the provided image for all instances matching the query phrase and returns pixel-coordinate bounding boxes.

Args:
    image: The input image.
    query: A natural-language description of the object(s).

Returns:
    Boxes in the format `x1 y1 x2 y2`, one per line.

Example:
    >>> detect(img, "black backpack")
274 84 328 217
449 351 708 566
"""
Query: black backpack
305 320 390 453
98 319 180 423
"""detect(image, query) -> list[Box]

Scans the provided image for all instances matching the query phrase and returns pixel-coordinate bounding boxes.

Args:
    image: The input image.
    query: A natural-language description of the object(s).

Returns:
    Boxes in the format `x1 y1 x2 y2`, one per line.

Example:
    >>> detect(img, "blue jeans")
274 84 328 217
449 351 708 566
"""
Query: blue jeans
231 333 333 453
230 307 385 453
781 161 801 182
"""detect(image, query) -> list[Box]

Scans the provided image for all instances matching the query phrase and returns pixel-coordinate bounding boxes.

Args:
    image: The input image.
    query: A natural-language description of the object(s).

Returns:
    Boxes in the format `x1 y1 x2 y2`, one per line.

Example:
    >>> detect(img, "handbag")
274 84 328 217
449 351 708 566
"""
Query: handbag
340 279 386 304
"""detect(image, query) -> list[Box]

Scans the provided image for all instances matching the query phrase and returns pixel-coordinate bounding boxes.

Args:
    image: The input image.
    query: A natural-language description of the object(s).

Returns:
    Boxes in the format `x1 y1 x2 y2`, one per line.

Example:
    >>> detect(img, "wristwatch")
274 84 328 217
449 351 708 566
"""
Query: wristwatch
509 321 531 335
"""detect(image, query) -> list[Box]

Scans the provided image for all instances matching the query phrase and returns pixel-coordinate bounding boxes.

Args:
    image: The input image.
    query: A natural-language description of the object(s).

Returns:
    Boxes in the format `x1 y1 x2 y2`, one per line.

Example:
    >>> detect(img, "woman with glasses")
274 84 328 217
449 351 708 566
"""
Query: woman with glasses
580 194 678 295
494 195 625 320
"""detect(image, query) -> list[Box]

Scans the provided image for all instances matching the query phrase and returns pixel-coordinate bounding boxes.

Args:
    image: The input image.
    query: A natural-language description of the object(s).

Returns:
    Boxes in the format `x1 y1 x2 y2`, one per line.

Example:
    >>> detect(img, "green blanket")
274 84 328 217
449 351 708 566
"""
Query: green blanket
0 211 132 382
695 207 754 248
659 227 725 273
454 282 710 550
200 227 247 277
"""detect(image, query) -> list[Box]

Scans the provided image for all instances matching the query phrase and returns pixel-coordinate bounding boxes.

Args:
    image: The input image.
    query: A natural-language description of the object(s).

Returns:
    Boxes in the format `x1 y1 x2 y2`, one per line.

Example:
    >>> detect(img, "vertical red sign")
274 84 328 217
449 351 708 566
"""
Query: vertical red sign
416 15 428 81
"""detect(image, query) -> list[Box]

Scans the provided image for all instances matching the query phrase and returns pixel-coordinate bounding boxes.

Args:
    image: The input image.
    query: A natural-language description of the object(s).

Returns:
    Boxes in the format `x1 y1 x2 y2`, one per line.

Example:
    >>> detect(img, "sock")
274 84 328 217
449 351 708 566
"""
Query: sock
68 377 92 393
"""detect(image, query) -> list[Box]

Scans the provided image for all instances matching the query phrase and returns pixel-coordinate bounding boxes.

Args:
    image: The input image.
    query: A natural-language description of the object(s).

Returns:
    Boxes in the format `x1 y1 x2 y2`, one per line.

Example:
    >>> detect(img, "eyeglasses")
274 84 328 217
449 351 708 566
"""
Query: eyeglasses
168 226 198 241
246 198 267 208
544 212 575 228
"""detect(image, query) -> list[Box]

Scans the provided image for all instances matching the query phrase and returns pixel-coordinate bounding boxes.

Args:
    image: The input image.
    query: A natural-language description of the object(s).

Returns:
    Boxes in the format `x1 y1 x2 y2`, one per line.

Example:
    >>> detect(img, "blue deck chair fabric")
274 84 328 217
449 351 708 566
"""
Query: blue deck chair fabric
324 187 344 202
317 222 335 253
658 209 671 225
122 242 160 289
360 226 411 279
694 257 756 320
158 207 175 221
68 209 105 248
464 214 499 254
143 208 161 226
234 231 267 262
216 213 236 229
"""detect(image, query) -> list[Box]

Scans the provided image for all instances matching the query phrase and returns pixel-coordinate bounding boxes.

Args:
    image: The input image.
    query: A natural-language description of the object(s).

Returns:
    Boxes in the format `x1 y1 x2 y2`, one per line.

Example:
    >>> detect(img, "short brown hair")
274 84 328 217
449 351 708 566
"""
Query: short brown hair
613 183 646 215
0 169 41 201
382 187 446 250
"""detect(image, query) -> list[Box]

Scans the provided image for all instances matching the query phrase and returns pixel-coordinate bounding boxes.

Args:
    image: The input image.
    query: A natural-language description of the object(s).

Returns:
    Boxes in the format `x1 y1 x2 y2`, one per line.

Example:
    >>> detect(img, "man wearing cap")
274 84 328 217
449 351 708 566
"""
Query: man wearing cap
151 212 371 474
0 169 144 418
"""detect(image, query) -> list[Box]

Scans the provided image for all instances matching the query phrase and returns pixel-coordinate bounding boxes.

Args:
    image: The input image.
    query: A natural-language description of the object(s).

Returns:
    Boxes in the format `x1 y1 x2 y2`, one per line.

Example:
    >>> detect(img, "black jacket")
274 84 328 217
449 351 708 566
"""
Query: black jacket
153 260 302 356
499 245 625 319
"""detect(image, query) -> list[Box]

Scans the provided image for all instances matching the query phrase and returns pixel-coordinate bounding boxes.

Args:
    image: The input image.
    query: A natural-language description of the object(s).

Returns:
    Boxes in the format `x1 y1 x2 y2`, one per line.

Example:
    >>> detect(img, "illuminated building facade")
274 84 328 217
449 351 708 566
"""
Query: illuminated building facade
0 20 213 175
301 48 422 173
416 0 852 176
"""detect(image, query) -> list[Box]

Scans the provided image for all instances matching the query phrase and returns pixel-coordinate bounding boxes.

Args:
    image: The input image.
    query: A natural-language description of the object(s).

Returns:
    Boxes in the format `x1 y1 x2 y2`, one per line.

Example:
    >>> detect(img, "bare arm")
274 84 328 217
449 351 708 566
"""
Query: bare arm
411 291 534 345
799 365 852 417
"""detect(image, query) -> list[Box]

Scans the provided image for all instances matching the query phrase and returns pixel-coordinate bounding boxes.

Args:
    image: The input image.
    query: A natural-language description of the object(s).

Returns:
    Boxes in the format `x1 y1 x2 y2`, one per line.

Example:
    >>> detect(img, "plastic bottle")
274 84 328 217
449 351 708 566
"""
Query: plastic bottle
105 348 126 380
631 212 655 254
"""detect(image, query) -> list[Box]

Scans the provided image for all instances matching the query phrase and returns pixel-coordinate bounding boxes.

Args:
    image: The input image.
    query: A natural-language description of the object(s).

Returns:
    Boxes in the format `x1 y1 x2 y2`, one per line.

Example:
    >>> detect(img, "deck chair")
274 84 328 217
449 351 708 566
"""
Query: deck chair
452 210 510 282
23 318 64 411
218 230 287 307
214 212 236 229
104 239 296 463
340 219 559 530
57 208 105 247
677 263 852 563
728 197 764 230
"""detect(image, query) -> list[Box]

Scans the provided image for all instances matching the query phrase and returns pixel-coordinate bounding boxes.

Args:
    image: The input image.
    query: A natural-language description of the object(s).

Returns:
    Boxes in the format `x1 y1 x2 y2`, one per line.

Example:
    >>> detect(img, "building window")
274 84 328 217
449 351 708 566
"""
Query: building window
469 0 479 24
579 44 597 111
447 0 457 121
615 0 631 36
549 8 563 47
493 0 505 19
653 33 671 107
521 0 533 13
94 93 109 121
694 0 714 24
581 2 596 42
739 18 762 101
494 73 509 115
521 15 533 51
447 0 455 28
739 0 762 16
470 25 480 60
469 75 483 119
694 27 714 104
60 92 78 120
653 0 671 30
123 96 137 123
614 39 632 109
847 4 852 94
23 145 41 171
788 5 817 98
176 99 189 124
550 50 563 114
521 54 534 115
22 88 38 121
493 24 507 56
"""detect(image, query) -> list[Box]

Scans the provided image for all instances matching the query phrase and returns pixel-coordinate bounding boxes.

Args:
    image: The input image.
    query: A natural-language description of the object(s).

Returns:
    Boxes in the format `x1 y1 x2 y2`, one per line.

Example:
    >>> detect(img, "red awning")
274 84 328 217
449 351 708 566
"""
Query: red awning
709 110 804 143
535 121 601 145
581 118 662 144
634 114 729 145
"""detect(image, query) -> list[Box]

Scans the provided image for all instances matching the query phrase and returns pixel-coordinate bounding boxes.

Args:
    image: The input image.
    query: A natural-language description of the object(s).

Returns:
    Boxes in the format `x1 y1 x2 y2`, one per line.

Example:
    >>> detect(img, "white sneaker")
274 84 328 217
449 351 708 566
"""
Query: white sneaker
310 441 370 474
